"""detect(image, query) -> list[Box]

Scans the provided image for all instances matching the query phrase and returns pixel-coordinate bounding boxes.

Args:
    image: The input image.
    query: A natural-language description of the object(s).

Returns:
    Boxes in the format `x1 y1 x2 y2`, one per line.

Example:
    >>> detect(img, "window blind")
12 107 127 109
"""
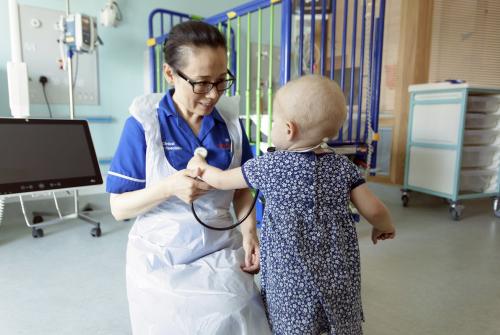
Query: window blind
429 0 500 86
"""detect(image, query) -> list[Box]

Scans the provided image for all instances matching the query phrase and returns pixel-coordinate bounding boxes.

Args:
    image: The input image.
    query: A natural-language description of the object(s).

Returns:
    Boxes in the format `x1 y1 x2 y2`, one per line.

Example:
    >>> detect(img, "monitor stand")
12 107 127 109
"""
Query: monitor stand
18 190 101 238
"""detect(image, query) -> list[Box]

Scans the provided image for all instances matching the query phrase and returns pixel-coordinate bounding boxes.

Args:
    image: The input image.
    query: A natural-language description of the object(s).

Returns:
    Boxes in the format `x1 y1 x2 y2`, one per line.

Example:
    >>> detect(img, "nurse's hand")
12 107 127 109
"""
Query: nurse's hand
240 234 260 275
166 168 212 204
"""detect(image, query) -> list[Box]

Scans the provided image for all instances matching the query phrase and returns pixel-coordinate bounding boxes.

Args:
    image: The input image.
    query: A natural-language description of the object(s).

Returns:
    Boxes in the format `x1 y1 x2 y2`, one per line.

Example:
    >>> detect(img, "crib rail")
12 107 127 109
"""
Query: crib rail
147 0 386 169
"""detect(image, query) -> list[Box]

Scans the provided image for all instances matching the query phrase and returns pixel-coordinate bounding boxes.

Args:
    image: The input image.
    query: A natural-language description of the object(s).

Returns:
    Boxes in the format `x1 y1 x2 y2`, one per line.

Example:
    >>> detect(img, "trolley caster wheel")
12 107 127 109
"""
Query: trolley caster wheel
493 198 500 218
32 227 44 238
32 215 44 224
91 226 101 237
401 195 409 207
449 208 462 221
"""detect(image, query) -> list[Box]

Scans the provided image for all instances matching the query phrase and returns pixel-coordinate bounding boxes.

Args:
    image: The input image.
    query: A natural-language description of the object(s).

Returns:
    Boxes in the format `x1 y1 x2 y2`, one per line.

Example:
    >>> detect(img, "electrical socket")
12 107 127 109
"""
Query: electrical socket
39 75 48 85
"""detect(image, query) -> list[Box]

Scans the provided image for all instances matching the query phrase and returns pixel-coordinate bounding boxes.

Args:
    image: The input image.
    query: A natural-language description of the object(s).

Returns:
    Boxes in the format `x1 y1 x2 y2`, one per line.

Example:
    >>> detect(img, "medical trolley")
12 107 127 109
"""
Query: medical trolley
402 83 500 220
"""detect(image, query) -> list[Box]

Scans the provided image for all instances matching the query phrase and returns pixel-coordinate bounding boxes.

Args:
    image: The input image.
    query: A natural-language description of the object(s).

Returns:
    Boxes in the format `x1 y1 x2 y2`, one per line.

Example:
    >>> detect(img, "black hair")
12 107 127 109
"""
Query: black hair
163 21 227 70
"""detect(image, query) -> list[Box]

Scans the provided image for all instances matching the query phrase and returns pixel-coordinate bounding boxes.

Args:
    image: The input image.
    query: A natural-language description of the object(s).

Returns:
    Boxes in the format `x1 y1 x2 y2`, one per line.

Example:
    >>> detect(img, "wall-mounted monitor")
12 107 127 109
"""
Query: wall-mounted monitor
0 118 102 195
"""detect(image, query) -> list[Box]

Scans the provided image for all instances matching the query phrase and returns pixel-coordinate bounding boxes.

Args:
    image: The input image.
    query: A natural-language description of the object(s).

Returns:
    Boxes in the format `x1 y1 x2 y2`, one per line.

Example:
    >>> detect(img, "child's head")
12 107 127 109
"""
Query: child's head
271 75 346 150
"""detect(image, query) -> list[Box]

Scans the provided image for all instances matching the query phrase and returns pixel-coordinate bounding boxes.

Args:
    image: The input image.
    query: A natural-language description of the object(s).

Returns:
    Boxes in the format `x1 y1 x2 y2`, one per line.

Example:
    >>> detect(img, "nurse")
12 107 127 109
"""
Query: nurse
107 21 271 334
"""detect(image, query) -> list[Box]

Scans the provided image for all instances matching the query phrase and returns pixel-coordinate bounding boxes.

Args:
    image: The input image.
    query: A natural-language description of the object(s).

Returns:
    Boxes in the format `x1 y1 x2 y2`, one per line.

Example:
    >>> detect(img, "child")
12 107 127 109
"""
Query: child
188 75 395 335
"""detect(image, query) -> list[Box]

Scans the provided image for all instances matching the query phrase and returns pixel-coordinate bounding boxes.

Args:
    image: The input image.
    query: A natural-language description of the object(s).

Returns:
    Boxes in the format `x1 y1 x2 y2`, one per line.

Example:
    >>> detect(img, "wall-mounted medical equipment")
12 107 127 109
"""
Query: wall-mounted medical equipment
18 5 100 106
7 0 30 118
0 118 103 238
61 13 99 53
100 0 122 27
57 0 101 118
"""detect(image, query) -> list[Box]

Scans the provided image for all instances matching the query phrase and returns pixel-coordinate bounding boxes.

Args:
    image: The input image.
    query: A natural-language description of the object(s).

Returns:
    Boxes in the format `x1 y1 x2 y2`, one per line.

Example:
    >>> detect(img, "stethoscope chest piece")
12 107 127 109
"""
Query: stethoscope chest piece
194 147 208 158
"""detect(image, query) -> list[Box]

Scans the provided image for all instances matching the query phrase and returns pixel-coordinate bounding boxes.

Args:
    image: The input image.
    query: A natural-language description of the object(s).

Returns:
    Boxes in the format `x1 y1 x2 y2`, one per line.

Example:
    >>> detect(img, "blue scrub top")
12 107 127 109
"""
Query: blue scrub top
106 90 254 194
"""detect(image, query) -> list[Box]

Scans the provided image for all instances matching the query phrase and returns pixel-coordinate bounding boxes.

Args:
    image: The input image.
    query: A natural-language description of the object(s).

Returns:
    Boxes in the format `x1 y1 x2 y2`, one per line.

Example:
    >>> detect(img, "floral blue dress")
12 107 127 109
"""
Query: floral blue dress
242 151 366 335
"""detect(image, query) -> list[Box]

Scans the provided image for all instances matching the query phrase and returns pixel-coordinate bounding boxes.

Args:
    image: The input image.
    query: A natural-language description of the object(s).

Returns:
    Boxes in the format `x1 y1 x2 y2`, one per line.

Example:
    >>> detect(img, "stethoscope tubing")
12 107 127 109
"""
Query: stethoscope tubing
190 146 273 231
191 190 260 231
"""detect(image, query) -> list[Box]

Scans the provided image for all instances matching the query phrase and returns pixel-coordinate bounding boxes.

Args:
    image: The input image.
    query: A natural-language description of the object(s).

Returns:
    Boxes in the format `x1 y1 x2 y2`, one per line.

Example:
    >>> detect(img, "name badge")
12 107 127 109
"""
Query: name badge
163 141 182 151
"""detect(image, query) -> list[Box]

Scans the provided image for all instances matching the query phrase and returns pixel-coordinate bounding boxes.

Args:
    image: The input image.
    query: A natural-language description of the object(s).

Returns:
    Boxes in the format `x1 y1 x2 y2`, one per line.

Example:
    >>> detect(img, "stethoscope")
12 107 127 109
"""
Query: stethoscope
190 146 262 231
190 141 331 231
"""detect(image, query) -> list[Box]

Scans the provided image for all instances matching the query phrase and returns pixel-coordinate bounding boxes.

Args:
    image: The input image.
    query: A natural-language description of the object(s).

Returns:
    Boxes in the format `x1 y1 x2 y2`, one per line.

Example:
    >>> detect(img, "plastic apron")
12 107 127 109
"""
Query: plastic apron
125 93 271 335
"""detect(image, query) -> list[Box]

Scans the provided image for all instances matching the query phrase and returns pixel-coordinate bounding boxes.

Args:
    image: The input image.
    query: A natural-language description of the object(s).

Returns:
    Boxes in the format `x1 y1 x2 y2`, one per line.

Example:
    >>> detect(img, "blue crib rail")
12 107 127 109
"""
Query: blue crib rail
147 0 386 171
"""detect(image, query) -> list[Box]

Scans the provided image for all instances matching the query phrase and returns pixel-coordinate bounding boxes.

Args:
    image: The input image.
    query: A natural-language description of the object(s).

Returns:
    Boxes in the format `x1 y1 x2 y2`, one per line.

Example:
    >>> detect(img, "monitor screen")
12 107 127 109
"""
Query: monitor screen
0 118 103 195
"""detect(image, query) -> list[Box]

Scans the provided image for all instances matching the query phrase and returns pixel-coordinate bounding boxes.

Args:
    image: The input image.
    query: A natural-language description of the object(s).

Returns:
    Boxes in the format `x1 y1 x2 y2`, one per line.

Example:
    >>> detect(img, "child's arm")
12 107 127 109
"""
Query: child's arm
187 155 248 190
350 183 395 244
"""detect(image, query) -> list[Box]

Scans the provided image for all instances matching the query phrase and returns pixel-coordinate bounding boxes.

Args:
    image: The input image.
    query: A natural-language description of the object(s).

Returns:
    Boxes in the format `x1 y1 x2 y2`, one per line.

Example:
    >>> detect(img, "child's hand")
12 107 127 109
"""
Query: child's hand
187 154 207 171
240 233 260 275
371 226 395 245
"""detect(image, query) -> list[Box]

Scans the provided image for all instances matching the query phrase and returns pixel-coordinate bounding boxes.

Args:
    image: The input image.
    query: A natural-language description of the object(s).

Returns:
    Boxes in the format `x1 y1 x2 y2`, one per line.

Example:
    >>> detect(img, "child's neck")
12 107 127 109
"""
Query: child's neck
286 140 331 153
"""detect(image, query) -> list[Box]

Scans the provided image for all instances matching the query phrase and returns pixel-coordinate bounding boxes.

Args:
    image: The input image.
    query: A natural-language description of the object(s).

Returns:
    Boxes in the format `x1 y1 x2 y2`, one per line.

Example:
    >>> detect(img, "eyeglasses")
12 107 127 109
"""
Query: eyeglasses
175 69 235 94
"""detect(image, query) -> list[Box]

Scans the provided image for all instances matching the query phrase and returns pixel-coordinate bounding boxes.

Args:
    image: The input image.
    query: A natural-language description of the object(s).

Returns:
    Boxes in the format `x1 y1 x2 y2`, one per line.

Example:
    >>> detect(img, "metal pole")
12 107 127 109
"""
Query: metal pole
310 0 316 74
226 16 232 96
280 0 292 85
66 0 75 120
347 0 358 141
356 0 367 142
365 0 376 142
245 13 252 140
337 0 349 142
236 16 241 96
320 0 327 76
330 0 337 80
298 0 305 76
268 4 275 146
65 0 79 213
255 9 262 156
340 0 348 91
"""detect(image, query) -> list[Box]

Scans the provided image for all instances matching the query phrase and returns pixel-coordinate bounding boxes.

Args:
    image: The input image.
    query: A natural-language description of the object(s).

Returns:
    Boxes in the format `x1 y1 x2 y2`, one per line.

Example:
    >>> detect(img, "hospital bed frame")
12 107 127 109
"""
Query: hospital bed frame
146 0 386 172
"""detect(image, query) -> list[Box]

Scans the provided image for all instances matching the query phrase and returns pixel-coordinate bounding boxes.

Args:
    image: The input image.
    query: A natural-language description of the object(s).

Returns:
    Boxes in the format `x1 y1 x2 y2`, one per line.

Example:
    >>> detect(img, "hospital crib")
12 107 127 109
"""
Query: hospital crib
146 0 386 225
146 0 387 171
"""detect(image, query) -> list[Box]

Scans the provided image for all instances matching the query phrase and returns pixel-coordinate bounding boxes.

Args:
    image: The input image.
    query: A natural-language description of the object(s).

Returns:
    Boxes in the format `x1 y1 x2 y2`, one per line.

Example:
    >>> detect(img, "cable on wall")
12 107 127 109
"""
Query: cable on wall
39 76 52 118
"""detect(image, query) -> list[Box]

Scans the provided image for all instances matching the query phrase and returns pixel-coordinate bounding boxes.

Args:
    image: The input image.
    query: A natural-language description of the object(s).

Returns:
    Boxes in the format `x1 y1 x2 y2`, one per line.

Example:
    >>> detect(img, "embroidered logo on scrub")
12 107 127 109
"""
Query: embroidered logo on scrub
163 141 182 151
218 138 231 150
